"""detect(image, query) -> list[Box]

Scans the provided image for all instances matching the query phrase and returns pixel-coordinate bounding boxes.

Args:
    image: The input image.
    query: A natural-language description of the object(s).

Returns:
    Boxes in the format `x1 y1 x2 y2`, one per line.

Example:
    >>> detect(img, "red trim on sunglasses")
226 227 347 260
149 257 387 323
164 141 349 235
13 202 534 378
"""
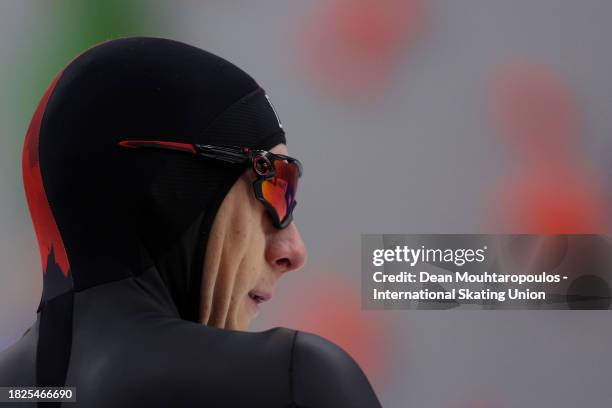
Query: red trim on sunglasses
118 140 197 154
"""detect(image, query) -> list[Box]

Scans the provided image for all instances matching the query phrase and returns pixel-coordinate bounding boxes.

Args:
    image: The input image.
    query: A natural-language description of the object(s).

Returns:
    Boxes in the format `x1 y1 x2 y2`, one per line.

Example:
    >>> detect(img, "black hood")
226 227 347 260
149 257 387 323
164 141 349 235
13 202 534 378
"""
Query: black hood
23 37 286 322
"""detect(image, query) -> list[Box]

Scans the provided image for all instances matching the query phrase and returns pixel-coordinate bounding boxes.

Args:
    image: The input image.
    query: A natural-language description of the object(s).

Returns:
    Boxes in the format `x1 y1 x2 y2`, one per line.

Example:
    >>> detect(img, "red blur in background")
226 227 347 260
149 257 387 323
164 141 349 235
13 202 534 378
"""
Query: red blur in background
298 0 427 100
487 62 609 233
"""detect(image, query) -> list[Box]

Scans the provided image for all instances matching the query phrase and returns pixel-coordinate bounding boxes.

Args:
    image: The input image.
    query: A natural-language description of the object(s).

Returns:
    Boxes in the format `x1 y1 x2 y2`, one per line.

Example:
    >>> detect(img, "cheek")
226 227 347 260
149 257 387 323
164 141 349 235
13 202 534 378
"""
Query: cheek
232 221 268 328
234 229 267 294
233 180 270 276
229 202 268 300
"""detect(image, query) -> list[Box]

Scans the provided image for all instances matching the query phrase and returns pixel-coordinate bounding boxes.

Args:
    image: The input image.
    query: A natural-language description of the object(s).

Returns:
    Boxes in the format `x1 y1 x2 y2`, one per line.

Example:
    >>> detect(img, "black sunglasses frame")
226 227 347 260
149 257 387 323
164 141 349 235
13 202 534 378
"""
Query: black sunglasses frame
118 140 302 229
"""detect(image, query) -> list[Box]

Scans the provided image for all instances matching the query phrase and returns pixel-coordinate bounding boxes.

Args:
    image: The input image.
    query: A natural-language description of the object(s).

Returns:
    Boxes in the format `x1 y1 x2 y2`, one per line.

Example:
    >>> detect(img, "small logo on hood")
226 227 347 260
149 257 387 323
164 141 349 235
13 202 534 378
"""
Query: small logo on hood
265 94 283 129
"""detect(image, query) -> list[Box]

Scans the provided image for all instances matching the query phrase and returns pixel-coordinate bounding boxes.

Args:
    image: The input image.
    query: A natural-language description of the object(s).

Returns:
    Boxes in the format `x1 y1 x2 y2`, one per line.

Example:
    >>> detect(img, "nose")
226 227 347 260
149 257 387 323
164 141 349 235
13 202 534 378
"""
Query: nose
265 222 307 274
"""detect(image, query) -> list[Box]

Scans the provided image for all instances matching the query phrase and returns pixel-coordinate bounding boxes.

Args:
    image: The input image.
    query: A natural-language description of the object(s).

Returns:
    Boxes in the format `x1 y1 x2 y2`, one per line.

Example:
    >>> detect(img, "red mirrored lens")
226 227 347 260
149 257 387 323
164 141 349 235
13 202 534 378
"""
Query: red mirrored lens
261 160 300 222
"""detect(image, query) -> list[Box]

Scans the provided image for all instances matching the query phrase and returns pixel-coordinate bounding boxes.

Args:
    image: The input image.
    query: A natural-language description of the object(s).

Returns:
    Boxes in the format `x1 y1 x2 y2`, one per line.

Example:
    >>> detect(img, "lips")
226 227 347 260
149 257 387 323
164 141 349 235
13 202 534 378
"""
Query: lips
248 290 272 305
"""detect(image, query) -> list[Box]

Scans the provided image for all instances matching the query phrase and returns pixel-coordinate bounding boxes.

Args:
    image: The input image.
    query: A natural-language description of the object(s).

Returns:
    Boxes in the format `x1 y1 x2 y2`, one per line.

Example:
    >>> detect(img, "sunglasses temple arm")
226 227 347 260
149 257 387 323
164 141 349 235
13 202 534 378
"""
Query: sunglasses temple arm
194 144 249 164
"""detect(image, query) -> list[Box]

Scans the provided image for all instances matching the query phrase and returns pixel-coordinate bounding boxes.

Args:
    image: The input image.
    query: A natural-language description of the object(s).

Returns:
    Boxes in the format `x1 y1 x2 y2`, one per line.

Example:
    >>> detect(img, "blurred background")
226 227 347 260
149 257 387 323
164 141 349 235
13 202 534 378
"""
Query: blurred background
2 1 612 406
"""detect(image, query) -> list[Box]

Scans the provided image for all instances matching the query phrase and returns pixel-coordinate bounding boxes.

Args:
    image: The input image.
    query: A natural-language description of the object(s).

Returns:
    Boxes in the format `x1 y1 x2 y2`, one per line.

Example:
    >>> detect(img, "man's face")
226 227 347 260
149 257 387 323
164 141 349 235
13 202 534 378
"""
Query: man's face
199 144 307 330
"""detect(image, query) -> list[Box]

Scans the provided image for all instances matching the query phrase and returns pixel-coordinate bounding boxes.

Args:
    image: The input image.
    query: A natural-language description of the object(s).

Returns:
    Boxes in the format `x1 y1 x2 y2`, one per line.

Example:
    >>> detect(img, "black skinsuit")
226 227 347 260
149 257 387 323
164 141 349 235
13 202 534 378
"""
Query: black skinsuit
0 38 381 407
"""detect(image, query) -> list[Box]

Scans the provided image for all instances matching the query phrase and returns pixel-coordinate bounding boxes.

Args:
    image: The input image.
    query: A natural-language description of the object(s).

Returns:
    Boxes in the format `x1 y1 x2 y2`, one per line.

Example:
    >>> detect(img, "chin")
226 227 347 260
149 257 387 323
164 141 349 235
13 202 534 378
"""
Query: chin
234 317 251 331
234 306 255 331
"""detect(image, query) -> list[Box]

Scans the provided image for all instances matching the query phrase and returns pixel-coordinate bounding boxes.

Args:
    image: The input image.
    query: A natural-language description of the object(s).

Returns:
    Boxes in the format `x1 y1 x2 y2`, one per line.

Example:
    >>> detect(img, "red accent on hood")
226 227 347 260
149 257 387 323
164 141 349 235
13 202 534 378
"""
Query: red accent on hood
22 72 70 276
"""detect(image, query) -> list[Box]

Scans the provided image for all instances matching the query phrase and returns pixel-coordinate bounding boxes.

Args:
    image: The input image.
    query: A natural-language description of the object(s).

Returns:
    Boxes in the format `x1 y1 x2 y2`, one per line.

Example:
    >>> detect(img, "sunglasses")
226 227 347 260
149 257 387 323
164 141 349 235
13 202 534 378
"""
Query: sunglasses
119 140 302 229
